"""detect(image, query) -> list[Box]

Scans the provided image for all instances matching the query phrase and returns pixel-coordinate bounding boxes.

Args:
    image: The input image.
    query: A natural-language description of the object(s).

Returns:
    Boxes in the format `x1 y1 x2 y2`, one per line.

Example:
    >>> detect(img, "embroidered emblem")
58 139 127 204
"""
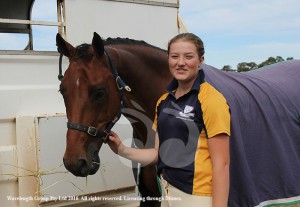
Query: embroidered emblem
184 105 194 114
178 105 195 119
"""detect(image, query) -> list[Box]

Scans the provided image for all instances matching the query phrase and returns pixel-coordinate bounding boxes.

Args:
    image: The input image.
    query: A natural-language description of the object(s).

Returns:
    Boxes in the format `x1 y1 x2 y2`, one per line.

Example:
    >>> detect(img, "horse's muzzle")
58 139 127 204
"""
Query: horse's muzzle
63 154 100 177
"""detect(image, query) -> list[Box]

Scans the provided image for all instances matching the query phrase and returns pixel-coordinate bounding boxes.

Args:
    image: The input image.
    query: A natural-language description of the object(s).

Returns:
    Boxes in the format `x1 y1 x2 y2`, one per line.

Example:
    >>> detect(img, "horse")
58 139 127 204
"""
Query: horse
56 32 300 207
56 32 172 206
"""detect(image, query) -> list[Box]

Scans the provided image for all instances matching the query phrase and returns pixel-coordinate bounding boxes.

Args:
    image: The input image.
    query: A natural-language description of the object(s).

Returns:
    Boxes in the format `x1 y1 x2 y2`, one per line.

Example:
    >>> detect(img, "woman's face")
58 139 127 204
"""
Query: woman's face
168 40 204 84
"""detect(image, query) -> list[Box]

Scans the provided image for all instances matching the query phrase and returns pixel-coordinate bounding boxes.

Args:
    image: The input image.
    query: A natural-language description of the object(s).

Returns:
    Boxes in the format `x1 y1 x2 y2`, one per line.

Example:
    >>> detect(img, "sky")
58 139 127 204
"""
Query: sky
1 0 299 69
179 0 300 68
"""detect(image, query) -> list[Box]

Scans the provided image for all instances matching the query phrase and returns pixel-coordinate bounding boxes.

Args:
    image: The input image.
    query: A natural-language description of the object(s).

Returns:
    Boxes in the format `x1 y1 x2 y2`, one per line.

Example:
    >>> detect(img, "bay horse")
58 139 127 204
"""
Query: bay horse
56 32 172 206
56 32 300 207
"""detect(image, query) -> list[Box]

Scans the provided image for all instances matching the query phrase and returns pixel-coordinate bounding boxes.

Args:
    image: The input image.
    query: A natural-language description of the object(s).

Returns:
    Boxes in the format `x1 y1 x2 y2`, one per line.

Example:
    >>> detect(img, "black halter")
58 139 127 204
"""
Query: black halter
58 47 131 142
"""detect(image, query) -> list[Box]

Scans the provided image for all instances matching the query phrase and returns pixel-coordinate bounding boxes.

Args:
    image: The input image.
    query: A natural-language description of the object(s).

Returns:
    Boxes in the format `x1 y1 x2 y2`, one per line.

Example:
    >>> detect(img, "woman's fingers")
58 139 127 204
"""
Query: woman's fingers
107 131 123 154
108 131 118 143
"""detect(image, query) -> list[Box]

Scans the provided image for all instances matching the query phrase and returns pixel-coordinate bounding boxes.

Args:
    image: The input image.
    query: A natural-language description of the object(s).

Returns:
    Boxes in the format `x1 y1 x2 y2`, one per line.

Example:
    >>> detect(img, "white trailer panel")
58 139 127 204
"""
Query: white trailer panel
0 0 179 206
65 0 179 49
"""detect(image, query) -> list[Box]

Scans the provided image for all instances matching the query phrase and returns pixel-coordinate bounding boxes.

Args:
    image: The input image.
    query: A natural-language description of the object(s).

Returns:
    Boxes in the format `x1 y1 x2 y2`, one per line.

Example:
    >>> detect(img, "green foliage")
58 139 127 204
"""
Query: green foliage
237 62 258 72
257 56 285 68
221 65 235 72
222 56 294 72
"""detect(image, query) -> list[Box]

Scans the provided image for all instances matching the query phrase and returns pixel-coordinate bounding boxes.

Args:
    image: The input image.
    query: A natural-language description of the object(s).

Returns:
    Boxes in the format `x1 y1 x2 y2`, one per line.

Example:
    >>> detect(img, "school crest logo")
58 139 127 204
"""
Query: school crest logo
184 105 194 114
178 105 195 120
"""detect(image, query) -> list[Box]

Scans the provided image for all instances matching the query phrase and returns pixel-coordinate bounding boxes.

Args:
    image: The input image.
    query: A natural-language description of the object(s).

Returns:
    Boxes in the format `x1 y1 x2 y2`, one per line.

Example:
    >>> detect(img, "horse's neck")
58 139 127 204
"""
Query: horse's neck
109 45 171 146
114 46 171 117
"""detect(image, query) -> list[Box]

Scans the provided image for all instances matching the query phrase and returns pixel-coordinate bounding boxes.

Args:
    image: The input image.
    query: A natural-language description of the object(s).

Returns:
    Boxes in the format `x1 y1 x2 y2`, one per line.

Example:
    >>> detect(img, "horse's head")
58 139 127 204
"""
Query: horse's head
56 32 123 177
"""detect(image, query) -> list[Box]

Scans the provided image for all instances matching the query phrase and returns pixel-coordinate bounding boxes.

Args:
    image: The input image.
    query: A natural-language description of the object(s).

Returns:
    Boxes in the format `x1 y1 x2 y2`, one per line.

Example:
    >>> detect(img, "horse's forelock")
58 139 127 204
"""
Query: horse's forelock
74 43 93 60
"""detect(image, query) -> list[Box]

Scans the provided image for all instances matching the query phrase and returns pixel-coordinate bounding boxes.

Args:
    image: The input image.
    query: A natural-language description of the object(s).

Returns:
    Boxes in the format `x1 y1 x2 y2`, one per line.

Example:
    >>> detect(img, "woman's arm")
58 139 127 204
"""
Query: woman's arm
108 131 159 166
208 133 230 207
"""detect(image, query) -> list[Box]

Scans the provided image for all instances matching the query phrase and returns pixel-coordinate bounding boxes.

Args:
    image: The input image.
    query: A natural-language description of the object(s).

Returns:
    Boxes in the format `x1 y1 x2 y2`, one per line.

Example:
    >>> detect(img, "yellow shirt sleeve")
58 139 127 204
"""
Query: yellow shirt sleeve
198 82 231 138
152 93 169 131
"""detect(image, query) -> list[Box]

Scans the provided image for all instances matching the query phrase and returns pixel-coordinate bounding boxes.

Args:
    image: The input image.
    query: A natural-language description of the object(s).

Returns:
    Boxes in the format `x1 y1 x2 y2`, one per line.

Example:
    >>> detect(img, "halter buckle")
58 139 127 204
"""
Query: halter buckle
102 130 110 143
116 76 131 91
87 127 97 137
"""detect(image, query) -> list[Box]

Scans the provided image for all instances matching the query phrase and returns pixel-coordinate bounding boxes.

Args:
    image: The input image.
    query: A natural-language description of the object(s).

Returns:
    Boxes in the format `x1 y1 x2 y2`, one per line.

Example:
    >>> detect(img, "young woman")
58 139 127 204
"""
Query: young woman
108 33 230 207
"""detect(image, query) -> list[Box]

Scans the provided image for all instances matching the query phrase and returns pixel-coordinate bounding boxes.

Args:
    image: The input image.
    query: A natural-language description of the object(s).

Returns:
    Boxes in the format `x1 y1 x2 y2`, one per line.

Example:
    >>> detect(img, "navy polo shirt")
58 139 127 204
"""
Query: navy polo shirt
153 69 230 196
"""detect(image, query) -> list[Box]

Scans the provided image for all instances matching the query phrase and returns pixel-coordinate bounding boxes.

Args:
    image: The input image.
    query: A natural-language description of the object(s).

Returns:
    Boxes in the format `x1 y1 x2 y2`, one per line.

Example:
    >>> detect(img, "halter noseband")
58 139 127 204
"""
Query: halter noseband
58 47 131 142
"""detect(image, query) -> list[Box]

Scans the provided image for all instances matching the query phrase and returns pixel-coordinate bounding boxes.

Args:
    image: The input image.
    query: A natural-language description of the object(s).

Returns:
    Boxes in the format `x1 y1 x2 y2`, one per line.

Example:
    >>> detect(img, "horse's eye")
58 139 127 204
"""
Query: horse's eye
90 87 107 102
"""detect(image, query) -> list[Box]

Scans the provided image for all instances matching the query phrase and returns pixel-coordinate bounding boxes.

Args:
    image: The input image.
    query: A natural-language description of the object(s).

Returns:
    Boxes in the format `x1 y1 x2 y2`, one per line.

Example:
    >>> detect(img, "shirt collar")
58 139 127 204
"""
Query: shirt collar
166 69 205 94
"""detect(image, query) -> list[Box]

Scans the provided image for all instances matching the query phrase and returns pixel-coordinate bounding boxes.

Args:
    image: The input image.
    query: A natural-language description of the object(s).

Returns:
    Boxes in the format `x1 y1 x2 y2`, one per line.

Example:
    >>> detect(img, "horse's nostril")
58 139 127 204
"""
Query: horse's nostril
63 157 91 177
63 158 69 168
77 158 88 169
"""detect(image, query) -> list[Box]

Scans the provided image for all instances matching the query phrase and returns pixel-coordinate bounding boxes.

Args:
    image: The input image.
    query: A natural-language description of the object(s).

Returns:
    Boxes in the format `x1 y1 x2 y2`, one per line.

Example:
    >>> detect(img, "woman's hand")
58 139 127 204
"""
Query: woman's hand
107 131 125 155
106 131 159 165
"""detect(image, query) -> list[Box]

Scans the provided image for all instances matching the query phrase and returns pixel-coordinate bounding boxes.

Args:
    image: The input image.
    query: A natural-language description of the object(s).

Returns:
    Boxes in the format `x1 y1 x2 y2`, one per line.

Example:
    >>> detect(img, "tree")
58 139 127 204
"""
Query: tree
258 56 284 68
275 56 285 62
221 56 294 72
222 65 235 72
237 62 258 72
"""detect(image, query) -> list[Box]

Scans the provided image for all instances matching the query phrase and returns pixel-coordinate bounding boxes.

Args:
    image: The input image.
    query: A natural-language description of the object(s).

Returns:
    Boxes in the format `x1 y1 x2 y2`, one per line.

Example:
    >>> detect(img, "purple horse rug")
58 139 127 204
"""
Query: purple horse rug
202 60 300 207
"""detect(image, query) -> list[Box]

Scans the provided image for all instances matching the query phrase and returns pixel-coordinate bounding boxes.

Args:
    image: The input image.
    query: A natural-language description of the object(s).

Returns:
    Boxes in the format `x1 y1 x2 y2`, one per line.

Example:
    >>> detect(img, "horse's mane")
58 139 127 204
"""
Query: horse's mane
74 37 166 60
103 37 166 52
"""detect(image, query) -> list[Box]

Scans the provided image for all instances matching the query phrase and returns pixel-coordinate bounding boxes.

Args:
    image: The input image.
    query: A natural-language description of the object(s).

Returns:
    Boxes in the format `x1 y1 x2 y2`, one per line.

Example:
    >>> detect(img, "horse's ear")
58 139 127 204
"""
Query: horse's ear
92 32 105 58
56 33 75 58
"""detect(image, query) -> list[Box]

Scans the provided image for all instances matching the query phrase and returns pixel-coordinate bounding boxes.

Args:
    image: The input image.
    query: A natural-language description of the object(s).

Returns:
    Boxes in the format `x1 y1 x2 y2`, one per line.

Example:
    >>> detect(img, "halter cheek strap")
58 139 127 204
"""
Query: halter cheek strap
104 47 131 92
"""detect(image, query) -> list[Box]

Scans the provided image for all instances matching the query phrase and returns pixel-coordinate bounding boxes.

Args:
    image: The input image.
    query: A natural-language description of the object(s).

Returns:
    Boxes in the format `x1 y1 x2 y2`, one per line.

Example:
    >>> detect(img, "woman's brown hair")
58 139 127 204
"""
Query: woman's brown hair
167 33 205 57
